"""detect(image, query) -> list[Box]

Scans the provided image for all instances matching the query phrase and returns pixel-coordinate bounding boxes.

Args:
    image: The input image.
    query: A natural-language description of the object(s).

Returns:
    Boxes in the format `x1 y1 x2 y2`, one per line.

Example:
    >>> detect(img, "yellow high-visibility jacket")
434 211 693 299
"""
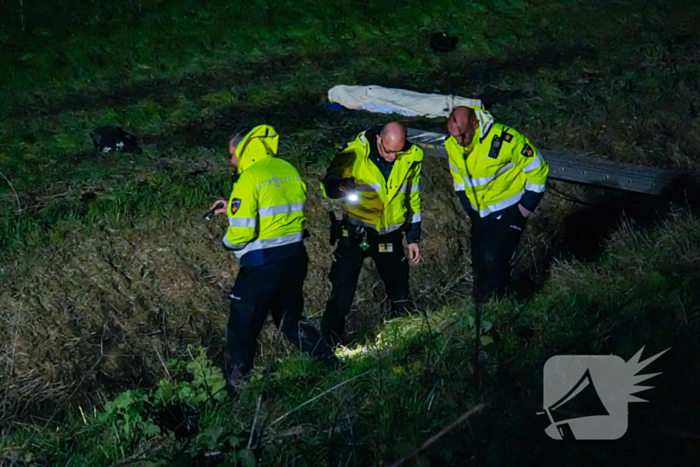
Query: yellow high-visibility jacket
446 113 548 218
321 128 423 240
223 125 306 267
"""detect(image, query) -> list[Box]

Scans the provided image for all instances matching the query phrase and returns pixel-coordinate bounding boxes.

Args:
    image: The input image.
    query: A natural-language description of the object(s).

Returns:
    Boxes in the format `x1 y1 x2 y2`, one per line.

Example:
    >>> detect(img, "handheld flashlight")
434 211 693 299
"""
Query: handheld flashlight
204 201 225 221
346 192 359 203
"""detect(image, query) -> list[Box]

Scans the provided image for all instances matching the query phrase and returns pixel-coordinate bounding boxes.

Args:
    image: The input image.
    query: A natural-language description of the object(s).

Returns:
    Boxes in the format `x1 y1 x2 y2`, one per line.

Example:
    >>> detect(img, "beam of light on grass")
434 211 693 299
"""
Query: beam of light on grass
334 332 387 360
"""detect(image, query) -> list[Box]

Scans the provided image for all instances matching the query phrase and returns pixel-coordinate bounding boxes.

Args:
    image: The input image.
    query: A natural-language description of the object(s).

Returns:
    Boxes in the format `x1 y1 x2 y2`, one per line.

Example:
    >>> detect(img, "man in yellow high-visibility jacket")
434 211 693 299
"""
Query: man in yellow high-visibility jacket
320 122 423 346
209 125 337 385
446 106 548 303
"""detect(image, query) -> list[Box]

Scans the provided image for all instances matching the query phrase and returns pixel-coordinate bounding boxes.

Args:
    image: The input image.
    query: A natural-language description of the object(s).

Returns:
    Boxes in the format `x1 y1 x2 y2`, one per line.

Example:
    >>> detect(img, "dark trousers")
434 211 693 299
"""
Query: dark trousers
225 248 336 380
321 224 414 346
470 204 527 304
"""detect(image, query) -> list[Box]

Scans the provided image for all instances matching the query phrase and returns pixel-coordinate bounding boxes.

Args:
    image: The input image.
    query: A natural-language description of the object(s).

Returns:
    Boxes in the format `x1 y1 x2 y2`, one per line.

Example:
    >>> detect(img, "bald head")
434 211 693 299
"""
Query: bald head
447 106 479 147
376 122 406 162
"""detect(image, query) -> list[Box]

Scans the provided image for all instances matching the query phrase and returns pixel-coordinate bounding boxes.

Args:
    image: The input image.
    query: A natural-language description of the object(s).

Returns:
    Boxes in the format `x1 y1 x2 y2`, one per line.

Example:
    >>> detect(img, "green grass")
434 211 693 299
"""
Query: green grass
2 0 700 257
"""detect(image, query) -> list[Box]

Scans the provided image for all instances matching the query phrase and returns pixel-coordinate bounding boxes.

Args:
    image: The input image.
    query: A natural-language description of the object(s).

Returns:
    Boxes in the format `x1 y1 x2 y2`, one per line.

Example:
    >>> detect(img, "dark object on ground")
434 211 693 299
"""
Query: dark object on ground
431 32 458 52
90 126 143 154
155 402 199 439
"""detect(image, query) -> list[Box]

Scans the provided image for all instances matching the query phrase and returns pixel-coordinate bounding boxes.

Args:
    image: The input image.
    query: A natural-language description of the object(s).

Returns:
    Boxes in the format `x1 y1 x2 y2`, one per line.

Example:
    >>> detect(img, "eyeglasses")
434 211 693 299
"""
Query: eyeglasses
378 136 403 156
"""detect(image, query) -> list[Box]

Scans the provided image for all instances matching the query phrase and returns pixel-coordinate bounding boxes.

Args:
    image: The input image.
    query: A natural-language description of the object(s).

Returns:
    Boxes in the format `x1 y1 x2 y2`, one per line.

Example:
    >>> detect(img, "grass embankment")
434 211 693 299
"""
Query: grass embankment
2 0 700 464
2 212 699 465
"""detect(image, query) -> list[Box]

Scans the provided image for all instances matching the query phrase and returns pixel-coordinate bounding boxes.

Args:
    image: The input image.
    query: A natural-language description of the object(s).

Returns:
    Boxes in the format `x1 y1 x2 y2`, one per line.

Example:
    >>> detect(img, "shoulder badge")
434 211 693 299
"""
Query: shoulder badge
230 198 242 215
521 144 535 158
502 131 513 143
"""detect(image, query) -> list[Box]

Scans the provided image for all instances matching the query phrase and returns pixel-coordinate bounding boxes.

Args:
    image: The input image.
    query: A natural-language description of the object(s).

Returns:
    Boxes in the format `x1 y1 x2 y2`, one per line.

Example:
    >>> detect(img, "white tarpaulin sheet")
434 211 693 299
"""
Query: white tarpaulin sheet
328 85 483 118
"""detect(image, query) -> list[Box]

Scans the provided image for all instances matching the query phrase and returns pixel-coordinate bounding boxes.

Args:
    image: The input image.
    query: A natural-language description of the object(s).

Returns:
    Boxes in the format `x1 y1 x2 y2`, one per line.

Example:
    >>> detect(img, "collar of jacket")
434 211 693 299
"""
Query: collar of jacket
473 106 495 142
236 125 279 172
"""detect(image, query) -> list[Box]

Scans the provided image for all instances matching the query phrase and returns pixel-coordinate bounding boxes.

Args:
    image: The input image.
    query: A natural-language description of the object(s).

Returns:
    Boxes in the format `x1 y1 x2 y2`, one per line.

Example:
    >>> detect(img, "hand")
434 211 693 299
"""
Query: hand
407 243 421 265
338 178 356 194
518 204 531 218
209 200 229 216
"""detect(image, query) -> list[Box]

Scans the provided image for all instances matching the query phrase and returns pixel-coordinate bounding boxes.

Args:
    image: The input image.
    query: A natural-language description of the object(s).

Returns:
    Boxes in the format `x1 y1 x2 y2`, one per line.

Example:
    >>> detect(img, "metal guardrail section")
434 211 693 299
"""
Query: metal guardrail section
407 128 683 196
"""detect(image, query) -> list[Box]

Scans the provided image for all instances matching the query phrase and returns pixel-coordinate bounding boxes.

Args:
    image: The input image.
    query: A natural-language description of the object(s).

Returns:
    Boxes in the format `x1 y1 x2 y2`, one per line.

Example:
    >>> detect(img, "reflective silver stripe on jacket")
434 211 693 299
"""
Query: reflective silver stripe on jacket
379 222 405 235
399 184 421 193
230 231 305 258
355 183 382 192
228 217 256 228
258 201 305 217
346 216 376 230
522 156 543 173
525 181 546 193
463 162 516 187
223 235 245 250
470 190 525 218
347 208 417 233
451 161 516 188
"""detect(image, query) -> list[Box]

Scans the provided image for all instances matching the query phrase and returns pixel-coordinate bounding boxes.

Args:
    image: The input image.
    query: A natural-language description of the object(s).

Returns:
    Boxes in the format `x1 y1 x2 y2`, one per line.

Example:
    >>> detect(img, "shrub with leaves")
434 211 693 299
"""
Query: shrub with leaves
155 347 228 405
96 346 227 445
97 389 161 439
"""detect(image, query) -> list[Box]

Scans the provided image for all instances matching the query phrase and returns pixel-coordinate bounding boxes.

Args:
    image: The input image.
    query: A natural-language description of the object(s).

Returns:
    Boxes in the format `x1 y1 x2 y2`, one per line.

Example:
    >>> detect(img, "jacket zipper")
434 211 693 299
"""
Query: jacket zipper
464 145 481 213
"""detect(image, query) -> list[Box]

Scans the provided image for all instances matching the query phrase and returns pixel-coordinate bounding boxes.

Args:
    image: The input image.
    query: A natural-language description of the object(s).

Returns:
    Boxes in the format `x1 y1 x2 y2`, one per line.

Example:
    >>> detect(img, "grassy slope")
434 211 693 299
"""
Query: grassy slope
2 212 699 465
2 0 700 465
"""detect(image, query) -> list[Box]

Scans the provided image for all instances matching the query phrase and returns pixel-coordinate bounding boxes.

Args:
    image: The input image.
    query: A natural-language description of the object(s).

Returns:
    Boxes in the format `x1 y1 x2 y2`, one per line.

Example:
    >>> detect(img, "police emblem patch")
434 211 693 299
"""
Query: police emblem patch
503 132 513 143
230 198 242 214
521 144 535 157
